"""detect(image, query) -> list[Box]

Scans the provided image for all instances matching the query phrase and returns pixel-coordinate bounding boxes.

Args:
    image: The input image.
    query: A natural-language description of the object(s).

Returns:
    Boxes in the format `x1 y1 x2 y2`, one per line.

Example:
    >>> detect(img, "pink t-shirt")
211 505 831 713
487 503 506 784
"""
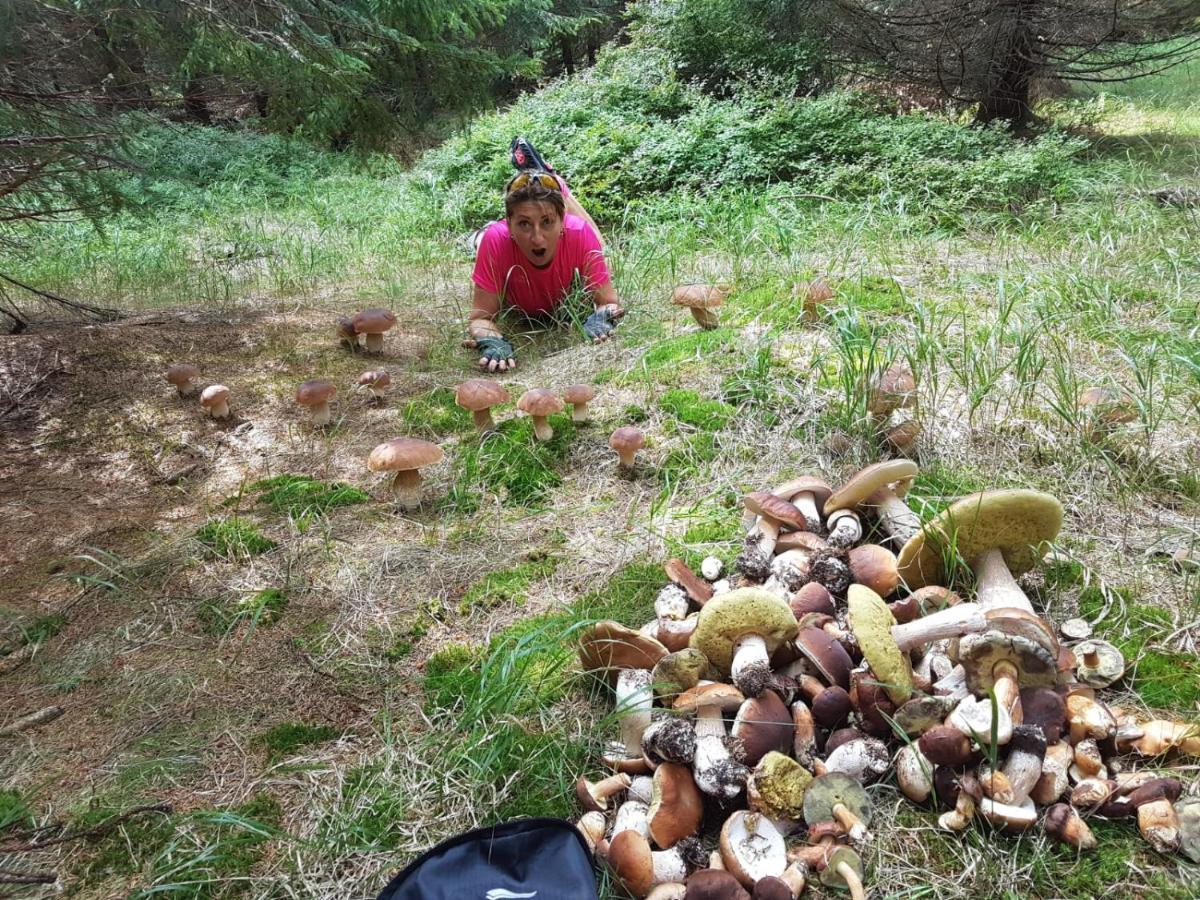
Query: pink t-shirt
472 213 610 317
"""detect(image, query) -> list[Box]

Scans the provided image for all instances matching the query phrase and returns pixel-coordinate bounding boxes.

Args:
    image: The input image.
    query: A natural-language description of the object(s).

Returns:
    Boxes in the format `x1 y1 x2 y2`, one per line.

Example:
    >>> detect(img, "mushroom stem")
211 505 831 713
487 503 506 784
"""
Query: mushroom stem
825 510 862 548
890 603 987 653
731 634 771 698
972 548 1034 613
471 408 496 430
1080 644 1100 667
389 469 424 510
835 861 866 900
365 332 384 353
571 402 590 422
615 669 654 757
311 400 332 426
209 398 230 418
793 492 823 532
693 706 748 798
690 307 719 329
617 447 638 467
868 488 921 545
531 414 553 442
830 802 869 844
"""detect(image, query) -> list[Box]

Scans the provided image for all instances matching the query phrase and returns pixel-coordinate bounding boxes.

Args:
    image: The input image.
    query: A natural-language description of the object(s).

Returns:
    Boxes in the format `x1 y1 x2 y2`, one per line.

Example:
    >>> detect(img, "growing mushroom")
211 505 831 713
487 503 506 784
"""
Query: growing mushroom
357 369 390 402
366 437 443 510
166 364 200 397
689 587 798 698
200 384 231 419
796 278 834 323
611 427 646 470
1078 386 1135 433
824 460 920 547
352 308 397 354
455 379 510 432
897 489 1063 611
296 379 337 426
867 363 916 419
517 388 564 441
672 283 731 330
336 316 360 351
563 384 596 422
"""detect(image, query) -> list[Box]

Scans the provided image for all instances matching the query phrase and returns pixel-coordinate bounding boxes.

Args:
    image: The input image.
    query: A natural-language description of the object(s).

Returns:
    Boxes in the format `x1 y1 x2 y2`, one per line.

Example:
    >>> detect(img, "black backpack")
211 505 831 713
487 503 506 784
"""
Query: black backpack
375 817 599 900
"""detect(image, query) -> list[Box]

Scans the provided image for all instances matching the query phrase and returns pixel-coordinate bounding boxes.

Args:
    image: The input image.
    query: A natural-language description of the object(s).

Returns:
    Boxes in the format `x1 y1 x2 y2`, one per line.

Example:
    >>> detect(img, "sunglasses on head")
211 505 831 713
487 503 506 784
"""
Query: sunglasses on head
505 171 561 195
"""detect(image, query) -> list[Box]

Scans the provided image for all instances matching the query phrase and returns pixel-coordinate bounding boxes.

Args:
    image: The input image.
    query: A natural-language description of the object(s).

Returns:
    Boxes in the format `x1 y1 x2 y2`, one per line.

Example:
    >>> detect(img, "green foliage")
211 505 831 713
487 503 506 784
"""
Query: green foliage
256 723 341 761
659 388 734 432
721 346 784 423
195 518 276 559
400 387 476 436
248 474 369 525
0 789 31 831
197 588 289 636
442 414 576 512
634 328 740 381
17 613 68 646
457 557 559 616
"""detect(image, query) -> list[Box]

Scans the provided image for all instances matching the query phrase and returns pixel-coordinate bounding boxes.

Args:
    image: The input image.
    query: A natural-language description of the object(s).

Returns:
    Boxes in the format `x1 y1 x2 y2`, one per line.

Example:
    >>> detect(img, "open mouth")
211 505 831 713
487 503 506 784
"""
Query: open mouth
530 247 550 267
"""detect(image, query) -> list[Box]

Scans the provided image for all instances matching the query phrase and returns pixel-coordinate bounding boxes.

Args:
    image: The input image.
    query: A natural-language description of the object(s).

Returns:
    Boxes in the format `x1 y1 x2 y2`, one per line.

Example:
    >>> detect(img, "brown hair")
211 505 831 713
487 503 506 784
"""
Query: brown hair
504 178 565 220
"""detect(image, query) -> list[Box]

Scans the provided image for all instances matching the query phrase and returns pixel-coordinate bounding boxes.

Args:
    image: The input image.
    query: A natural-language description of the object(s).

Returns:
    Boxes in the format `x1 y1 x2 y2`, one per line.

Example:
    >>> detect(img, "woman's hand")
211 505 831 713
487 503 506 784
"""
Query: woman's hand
474 335 517 371
583 303 624 343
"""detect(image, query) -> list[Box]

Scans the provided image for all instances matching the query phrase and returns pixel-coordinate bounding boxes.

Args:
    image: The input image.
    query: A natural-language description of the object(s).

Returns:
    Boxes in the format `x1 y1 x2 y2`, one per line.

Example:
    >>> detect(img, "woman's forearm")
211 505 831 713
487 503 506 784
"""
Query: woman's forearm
468 316 502 340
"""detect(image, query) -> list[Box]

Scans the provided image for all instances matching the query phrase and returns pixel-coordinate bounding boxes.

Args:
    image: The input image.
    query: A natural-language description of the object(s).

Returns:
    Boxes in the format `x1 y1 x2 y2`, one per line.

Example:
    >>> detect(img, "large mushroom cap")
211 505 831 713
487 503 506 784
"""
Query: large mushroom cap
803 773 871 827
563 383 596 405
200 384 229 405
607 830 656 898
673 681 745 715
352 308 397 334
794 626 853 690
824 460 917 513
166 363 199 386
958 630 1057 692
647 763 704 849
719 811 786 887
689 588 798 676
296 379 337 405
683 870 750 900
357 369 390 388
517 388 564 417
578 621 668 675
672 283 730 309
367 437 443 473
846 584 912 704
454 378 509 411
610 427 646 453
897 490 1063 590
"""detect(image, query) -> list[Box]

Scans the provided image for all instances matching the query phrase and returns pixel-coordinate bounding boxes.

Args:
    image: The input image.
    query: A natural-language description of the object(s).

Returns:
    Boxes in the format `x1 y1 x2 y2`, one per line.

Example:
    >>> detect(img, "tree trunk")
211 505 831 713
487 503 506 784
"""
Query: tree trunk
975 0 1039 127
254 90 269 118
561 36 575 76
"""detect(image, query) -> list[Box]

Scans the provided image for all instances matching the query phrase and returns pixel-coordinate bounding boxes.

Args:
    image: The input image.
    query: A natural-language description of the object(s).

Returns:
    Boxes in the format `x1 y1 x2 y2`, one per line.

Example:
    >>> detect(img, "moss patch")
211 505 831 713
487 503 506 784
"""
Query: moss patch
456 557 559 616
400 386 475 436
248 474 369 525
256 722 341 760
633 328 739 382
442 413 576 512
659 388 734 432
195 517 276 559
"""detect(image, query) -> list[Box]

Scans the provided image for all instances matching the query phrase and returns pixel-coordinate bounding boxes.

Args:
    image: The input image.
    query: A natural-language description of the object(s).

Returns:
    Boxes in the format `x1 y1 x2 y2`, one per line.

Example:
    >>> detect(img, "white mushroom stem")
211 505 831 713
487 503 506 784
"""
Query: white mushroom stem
208 397 231 418
972 548 1034 613
310 400 333 426
869 488 921 545
1004 750 1045 805
649 846 689 885
177 379 198 397
730 634 771 696
793 491 823 531
612 800 650 838
834 860 866 900
890 603 987 653
531 414 554 442
938 789 976 832
791 701 818 769
751 517 784 558
826 509 862 546
364 332 384 353
780 862 808 897
831 803 870 844
932 664 969 701
389 469 424 510
980 797 1037 831
615 669 654 757
576 811 606 851
948 695 1013 745
570 401 590 422
471 408 496 430
693 704 745 798
1138 799 1181 854
628 775 654 804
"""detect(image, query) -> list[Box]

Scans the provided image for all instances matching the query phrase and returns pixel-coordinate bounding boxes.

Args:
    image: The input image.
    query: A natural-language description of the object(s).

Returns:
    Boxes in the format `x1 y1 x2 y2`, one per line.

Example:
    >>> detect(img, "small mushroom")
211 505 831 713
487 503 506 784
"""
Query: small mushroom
747 751 813 824
1002 725 1047 804
817 846 866 900
689 587 798 698
867 363 916 418
1044 802 1097 850
563 384 596 422
803 773 872 844
847 545 899 597
352 308 397 354
166 364 200 397
517 388 564 441
673 683 748 799
366 437 443 510
732 692 794 766
357 369 390 401
610 426 646 469
979 796 1037 832
938 771 981 832
336 316 360 351
576 772 633 813
894 744 935 804
672 283 731 330
199 384 231 419
1078 386 1135 433
1059 617 1092 641
296 379 337 426
1073 640 1124 688
455 379 510 431
741 493 808 565
795 278 834 323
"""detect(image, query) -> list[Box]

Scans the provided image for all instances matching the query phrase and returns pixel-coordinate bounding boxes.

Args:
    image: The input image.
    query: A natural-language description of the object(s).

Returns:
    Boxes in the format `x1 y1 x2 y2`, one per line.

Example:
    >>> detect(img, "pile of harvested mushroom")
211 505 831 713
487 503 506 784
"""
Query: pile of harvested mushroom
573 461 1200 898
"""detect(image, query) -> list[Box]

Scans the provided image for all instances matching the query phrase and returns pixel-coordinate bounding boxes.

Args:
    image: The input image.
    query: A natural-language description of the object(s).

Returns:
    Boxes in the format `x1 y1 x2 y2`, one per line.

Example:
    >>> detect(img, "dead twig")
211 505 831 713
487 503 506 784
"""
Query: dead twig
0 271 120 322
0 705 64 736
0 803 171 853
0 867 57 885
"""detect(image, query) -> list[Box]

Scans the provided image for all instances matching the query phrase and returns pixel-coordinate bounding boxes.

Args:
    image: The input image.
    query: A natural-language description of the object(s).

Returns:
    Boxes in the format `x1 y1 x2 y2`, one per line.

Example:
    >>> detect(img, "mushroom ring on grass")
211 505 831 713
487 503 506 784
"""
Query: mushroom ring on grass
367 437 443 510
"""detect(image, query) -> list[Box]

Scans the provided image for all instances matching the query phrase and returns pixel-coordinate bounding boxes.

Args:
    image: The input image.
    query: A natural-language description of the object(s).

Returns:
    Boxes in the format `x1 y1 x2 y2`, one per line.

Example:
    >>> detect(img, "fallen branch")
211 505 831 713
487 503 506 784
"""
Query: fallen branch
0 272 120 322
0 803 171 853
0 867 57 885
0 705 64 736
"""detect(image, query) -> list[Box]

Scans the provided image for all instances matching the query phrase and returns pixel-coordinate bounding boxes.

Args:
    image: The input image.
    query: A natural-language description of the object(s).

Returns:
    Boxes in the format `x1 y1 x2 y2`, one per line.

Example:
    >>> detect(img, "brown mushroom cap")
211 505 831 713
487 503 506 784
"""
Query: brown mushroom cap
824 460 918 513
897 490 1063 590
732 692 794 765
743 492 808 531
455 378 509 410
366 437 443 473
517 388 565 417
166 364 199 386
200 384 229 406
610 427 646 453
579 621 668 675
357 369 390 388
673 681 745 714
672 283 730 309
689 588 798 676
352 308 397 334
793 626 853 690
608 830 656 898
296 379 337 405
683 870 750 900
647 763 704 849
563 383 596 405
868 363 917 416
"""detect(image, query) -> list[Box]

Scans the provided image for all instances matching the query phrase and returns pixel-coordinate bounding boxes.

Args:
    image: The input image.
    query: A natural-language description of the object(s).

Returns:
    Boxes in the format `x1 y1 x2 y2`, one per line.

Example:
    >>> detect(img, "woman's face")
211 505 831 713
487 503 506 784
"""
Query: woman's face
507 200 564 268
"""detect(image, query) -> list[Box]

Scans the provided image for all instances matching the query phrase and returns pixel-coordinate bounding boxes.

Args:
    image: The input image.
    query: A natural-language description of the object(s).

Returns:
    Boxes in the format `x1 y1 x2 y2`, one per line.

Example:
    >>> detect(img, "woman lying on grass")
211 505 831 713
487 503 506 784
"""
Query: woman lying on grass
464 138 623 372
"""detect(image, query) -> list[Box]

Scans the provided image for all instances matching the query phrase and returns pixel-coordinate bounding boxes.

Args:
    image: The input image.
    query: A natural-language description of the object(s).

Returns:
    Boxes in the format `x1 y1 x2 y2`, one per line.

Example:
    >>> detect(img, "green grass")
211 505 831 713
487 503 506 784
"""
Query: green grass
247 474 370 525
197 588 289 636
441 413 576 512
632 328 740 383
658 388 734 432
0 788 31 831
195 518 276 559
456 556 559 616
399 386 476 436
256 722 342 761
